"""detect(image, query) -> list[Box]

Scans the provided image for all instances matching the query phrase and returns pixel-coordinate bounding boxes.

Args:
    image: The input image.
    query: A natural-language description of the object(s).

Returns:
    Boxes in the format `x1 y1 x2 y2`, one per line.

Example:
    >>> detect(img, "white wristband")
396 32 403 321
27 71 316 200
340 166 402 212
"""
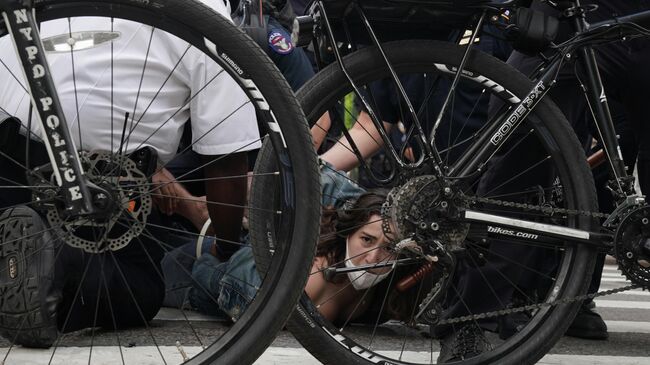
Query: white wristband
196 219 212 259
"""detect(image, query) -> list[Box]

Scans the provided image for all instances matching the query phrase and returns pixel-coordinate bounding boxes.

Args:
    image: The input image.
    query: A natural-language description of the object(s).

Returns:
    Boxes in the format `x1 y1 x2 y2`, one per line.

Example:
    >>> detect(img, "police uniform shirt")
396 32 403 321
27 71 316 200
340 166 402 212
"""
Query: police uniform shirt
0 0 261 163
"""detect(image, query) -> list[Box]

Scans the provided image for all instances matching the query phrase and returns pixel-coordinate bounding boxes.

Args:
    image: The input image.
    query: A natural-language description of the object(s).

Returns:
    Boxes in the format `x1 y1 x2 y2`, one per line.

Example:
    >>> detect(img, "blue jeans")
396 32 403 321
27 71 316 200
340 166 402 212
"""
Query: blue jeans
189 246 260 320
161 236 214 309
161 164 365 319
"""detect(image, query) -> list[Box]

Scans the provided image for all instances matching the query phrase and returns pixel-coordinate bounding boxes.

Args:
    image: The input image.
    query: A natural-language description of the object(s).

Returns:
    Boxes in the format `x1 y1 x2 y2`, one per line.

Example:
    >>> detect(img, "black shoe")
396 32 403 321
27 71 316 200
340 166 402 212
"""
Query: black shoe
0 206 60 348
437 323 491 363
565 304 608 340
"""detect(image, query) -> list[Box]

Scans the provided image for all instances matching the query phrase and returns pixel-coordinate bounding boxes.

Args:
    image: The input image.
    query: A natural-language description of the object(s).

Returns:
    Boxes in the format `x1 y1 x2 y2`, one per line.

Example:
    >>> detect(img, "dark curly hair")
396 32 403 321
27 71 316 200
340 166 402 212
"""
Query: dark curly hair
315 190 435 323
315 190 389 273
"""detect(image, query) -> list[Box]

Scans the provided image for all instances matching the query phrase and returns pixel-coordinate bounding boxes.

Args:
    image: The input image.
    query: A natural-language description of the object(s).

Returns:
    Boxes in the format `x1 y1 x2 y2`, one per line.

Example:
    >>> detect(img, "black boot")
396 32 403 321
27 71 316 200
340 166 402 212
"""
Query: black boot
0 206 61 348
438 323 491 363
565 303 608 340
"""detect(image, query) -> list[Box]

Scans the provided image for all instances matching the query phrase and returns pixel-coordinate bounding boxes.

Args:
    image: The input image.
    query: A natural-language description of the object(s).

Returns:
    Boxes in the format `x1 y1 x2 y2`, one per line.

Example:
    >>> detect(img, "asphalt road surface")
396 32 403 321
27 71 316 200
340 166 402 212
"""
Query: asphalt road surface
2 264 649 364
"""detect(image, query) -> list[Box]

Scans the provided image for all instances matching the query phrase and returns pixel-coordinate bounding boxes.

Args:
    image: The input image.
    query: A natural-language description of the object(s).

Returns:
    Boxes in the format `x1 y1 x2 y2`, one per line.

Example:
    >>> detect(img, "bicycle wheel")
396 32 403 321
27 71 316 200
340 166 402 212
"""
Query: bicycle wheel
0 1 320 364
286 40 598 364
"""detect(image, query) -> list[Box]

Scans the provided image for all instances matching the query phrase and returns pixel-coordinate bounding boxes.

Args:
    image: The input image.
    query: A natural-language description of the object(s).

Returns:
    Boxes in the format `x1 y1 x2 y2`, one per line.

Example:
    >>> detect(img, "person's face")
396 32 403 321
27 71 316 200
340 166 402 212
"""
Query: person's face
346 214 396 274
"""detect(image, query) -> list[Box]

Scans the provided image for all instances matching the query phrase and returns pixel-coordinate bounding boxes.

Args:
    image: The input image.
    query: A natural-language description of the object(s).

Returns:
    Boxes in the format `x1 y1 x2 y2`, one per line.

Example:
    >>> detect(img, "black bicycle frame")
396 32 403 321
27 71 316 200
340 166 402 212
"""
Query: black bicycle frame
453 2 650 250
0 0 94 214
451 2 650 195
314 0 650 251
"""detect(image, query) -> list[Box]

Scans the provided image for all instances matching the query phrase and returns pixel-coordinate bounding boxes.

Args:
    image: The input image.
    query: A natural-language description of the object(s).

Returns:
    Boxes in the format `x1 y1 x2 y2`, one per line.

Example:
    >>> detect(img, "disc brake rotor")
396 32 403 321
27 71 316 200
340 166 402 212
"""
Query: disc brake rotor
45 151 152 253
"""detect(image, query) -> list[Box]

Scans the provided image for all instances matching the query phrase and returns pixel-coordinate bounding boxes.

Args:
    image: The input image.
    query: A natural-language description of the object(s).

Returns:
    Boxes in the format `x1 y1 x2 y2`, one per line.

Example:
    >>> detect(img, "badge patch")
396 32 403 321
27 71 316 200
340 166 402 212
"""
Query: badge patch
268 29 294 55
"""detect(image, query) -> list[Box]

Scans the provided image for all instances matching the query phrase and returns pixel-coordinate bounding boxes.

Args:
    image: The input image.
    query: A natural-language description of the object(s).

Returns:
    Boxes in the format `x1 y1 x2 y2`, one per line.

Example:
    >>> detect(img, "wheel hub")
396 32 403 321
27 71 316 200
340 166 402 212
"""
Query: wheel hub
385 175 469 253
40 151 152 253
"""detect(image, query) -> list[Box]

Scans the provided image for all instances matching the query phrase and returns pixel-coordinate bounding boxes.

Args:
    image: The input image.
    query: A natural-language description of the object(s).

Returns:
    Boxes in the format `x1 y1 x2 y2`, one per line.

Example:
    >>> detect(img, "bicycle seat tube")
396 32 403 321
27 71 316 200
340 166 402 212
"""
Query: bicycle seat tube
567 0 632 196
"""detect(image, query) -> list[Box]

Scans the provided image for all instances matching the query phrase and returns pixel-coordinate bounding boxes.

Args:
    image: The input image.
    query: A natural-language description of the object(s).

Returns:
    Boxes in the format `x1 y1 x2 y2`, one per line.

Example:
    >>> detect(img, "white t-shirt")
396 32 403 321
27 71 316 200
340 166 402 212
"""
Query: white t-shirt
0 0 260 163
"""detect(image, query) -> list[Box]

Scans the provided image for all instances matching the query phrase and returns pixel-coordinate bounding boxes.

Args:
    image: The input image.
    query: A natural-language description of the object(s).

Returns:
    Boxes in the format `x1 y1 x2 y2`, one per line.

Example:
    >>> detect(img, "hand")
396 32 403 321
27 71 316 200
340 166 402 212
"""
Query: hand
151 167 183 215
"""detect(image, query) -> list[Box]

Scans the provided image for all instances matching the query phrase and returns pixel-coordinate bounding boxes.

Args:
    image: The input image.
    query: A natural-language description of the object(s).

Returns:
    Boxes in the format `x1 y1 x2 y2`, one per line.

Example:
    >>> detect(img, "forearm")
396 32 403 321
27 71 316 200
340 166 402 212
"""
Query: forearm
177 195 209 231
311 112 331 151
202 152 248 260
320 113 392 171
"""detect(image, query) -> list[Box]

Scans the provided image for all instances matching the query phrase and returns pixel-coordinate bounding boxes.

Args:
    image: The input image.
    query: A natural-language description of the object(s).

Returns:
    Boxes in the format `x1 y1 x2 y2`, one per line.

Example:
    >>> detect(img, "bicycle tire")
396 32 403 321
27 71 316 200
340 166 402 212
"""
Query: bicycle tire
0 1 320 364
286 40 598 365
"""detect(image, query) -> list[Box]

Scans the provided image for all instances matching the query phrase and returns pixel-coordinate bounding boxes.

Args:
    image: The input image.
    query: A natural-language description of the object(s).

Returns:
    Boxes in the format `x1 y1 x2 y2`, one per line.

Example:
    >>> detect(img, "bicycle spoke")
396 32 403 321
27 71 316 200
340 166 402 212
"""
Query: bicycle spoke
128 227 207 348
147 192 278 215
0 4 320 364
110 17 115 164
0 57 29 94
116 220 261 349
448 281 491 345
450 88 488 149
337 278 376 331
126 172 278 189
468 250 537 306
398 277 427 361
367 261 399 351
479 156 552 198
288 36 602 364
117 216 259 294
314 254 393 311
123 44 192 146
1 213 74 360
107 249 168 364
466 246 508 310
484 185 560 200
67 18 84 150
466 240 557 281
336 256 409 339
131 137 263 203
126 70 225 154
49 253 96 364
122 27 156 154
0 149 52 186
87 225 105 365
98 254 126 365
1 314 28 364
150 133 260 186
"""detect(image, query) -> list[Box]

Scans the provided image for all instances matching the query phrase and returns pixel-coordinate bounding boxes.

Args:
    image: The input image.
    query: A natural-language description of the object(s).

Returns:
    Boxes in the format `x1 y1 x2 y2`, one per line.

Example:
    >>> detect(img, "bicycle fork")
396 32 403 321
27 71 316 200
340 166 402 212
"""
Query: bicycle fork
1 0 95 215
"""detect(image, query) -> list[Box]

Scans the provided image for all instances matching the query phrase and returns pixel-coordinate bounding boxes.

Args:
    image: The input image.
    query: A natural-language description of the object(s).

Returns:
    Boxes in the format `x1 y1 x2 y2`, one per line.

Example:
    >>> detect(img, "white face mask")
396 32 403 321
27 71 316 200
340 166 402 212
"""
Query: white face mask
344 237 393 290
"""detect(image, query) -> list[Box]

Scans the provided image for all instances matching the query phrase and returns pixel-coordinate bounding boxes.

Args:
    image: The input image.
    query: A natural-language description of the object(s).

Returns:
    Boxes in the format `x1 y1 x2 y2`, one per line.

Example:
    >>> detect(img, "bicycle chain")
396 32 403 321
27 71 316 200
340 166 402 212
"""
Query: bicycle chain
437 283 639 325
463 194 610 220
431 193 624 325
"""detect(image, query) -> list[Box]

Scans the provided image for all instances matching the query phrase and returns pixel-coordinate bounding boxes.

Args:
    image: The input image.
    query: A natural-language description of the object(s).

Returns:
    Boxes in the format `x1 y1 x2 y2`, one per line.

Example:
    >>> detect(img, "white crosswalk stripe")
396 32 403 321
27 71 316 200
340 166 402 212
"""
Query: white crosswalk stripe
8 265 648 364
608 321 650 334
8 346 648 365
595 300 650 309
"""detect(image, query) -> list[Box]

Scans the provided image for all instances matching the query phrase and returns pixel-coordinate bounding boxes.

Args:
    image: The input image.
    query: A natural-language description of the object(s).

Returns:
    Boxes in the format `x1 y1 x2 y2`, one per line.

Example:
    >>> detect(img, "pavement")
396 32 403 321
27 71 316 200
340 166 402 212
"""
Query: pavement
257 262 650 364
1 263 649 364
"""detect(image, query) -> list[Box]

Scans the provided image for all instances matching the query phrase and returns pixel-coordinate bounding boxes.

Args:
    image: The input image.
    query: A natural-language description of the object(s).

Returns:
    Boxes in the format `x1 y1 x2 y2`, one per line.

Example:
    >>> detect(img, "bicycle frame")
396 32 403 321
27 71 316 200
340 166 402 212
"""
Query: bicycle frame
312 0 650 252
0 0 96 215
453 3 650 191
455 2 650 250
